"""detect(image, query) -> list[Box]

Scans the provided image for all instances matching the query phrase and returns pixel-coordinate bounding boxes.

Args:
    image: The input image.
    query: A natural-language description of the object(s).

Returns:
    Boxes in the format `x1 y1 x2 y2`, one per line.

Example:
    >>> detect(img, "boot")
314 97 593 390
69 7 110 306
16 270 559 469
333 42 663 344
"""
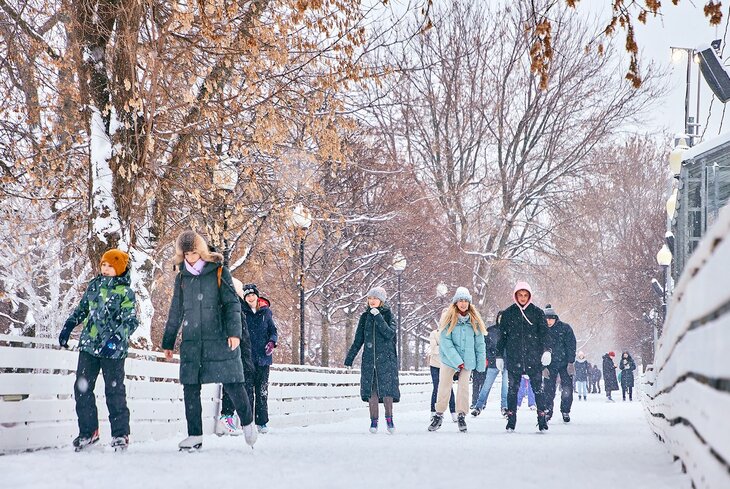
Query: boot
428 413 443 432
457 413 467 433
537 411 549 432
369 418 378 434
386 416 395 434
110 435 129 452
561 412 571 423
470 408 481 417
73 430 100 452
505 411 516 431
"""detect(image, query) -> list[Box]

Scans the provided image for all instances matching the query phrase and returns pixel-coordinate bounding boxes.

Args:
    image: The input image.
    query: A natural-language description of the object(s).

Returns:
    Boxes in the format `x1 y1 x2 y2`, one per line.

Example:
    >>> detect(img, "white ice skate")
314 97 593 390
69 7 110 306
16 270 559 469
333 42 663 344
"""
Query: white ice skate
178 435 203 452
216 415 242 436
242 422 258 448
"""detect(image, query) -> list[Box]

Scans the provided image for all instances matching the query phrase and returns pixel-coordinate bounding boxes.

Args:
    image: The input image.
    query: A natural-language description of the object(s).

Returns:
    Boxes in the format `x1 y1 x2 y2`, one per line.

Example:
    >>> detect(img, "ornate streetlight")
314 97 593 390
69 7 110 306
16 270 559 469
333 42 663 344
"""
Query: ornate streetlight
392 253 407 370
292 203 312 365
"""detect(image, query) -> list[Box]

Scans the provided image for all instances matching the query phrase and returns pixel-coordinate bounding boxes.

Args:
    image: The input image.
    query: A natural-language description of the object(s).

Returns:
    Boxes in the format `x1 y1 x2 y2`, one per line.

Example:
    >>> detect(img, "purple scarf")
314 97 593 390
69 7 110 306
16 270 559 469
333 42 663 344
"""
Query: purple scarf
185 258 206 276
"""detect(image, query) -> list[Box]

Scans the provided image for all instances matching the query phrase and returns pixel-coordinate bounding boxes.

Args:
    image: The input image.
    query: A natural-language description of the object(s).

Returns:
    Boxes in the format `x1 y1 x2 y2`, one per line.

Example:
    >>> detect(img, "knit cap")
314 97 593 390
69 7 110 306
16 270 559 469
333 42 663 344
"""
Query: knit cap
367 286 387 303
451 287 472 303
544 304 558 319
100 249 129 276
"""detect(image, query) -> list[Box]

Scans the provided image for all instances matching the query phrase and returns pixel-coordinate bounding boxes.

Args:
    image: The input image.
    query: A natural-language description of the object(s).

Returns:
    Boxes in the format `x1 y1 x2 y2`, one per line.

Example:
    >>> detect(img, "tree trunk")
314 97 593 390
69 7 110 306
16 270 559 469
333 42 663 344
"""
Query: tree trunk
321 310 330 367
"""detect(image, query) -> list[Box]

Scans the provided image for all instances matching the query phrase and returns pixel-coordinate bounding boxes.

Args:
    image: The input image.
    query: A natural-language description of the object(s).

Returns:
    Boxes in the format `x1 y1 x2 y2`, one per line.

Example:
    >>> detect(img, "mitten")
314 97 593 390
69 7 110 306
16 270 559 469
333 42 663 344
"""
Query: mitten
541 351 552 366
58 319 75 348
99 334 122 357
265 341 275 356
370 307 380 315
567 363 576 376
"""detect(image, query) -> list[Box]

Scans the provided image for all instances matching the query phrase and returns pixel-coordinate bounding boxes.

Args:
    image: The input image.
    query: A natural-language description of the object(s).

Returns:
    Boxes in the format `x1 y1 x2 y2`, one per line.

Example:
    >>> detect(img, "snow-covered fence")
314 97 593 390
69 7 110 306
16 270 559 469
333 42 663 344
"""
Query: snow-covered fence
0 335 432 453
642 205 730 489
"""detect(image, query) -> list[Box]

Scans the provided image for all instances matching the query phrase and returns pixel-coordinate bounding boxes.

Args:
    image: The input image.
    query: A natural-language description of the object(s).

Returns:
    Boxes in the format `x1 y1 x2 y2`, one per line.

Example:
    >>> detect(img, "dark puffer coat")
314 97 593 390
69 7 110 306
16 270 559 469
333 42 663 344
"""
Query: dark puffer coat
344 304 400 402
602 353 619 392
545 319 576 368
496 303 549 376
242 297 278 367
485 324 502 367
619 352 637 388
162 261 244 385
574 358 590 382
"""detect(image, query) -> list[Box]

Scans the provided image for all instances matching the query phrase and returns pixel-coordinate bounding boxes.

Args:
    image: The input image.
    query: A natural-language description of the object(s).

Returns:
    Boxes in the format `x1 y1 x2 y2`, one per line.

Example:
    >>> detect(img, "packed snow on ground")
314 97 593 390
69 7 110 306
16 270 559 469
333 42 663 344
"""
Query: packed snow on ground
0 394 690 489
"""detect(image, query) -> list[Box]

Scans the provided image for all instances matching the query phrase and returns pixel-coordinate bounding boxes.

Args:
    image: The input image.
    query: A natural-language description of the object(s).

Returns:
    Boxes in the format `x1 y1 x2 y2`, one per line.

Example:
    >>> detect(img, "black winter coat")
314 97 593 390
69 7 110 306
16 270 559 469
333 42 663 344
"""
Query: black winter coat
162 261 245 385
344 304 400 402
237 298 255 375
546 320 577 368
485 325 501 368
574 359 590 382
619 353 637 388
242 297 278 367
496 303 549 376
602 354 619 392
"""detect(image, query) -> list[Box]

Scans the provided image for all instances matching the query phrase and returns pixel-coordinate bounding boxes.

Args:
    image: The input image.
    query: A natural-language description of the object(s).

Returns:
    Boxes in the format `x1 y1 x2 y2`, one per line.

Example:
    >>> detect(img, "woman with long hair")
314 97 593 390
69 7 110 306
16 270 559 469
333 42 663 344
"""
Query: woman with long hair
427 287 487 433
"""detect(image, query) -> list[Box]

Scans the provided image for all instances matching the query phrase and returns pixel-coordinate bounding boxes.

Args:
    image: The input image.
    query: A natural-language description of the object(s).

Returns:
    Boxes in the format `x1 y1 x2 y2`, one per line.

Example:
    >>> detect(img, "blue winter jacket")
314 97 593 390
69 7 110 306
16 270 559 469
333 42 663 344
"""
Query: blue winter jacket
242 297 278 367
439 315 487 372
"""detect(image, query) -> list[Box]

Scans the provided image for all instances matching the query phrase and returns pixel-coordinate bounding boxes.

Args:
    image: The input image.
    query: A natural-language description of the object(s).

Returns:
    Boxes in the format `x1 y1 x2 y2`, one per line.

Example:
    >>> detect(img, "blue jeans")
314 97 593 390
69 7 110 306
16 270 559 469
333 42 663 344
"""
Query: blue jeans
474 368 508 410
430 366 455 413
517 376 535 407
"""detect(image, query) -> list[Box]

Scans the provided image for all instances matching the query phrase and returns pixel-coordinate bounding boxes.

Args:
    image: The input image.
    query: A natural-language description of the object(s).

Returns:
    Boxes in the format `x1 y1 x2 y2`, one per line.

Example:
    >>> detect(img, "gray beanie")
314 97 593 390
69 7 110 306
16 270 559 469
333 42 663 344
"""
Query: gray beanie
544 304 558 319
452 287 472 303
367 286 387 303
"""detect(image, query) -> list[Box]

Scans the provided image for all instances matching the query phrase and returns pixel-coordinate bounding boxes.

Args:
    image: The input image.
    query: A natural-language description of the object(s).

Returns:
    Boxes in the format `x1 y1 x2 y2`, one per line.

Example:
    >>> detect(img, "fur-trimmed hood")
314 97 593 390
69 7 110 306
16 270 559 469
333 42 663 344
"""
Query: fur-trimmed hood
173 230 224 266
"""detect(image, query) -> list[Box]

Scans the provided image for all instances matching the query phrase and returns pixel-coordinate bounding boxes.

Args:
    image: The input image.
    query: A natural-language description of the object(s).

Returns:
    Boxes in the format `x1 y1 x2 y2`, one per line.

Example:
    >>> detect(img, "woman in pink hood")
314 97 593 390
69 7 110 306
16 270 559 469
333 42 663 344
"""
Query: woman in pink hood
495 281 552 432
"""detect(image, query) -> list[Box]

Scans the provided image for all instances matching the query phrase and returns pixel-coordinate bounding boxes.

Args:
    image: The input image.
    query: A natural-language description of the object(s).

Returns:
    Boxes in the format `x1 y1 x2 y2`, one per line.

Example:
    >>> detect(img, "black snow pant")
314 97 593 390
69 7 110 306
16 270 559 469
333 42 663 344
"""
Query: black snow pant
543 365 574 415
506 369 546 420
74 351 130 438
221 365 270 426
471 369 487 408
184 382 252 436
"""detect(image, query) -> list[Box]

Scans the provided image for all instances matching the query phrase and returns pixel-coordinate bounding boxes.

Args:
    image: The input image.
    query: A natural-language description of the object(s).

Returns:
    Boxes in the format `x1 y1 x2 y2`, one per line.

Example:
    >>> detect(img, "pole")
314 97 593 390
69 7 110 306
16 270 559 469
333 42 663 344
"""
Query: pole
397 273 402 370
661 265 668 338
299 234 305 365
685 50 692 142
696 60 701 141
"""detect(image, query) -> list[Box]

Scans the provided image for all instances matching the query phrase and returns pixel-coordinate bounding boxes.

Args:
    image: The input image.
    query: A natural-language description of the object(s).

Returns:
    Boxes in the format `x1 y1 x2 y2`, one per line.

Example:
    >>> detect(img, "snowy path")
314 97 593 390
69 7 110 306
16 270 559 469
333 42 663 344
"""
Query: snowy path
0 395 690 489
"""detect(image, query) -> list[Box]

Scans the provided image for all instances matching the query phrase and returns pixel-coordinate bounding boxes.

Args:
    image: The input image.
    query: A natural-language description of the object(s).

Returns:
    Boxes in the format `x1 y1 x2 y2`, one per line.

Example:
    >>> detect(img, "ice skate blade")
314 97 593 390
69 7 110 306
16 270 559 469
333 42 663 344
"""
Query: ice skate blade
179 444 202 452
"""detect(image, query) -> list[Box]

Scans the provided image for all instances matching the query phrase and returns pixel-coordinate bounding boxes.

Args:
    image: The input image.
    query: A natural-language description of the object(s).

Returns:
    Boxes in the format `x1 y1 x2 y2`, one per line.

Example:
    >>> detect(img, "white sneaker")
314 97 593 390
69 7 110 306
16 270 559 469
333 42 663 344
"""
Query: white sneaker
451 412 459 422
218 415 242 436
257 424 269 434
178 435 203 451
242 422 258 447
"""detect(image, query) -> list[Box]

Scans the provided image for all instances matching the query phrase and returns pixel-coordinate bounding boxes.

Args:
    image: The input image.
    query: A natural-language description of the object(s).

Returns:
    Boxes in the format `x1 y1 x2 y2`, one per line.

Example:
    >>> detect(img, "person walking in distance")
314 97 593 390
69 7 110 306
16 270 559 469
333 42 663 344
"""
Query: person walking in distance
602 351 619 402
427 321 457 422
574 352 590 401
619 351 637 401
344 287 400 434
58 249 138 452
591 363 602 394
428 287 487 433
497 281 552 432
542 305 577 423
162 230 257 451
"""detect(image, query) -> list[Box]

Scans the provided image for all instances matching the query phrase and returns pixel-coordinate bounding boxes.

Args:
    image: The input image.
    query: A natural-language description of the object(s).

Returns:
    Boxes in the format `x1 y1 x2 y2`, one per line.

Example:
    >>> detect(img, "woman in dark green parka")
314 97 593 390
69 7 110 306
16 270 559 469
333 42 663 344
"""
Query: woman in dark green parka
162 230 257 451
344 286 400 434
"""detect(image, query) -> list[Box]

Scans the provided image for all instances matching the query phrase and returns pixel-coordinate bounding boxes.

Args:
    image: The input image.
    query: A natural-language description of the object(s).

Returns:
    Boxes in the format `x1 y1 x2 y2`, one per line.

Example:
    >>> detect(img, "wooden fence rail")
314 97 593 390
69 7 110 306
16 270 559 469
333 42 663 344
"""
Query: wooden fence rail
642 205 730 489
0 335 432 453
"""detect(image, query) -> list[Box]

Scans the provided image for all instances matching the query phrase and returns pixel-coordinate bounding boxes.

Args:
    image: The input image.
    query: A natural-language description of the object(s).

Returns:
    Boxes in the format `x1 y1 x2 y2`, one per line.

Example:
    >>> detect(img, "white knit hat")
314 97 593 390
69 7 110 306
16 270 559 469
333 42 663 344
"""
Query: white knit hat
367 286 387 303
452 287 472 303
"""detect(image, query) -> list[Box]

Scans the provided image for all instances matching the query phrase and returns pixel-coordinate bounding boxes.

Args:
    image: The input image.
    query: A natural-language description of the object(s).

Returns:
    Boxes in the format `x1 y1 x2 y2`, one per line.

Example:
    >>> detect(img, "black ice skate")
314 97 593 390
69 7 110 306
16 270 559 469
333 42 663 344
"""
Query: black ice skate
428 413 443 432
111 435 129 452
73 430 100 452
562 412 571 423
537 411 549 432
505 411 516 431
457 413 467 433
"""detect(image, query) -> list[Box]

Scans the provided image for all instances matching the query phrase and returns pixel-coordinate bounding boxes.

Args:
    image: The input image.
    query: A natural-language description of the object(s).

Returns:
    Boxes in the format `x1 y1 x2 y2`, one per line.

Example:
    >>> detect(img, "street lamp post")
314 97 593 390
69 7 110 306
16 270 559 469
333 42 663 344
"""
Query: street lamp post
656 244 673 342
292 203 312 365
392 253 407 370
671 47 701 145
213 155 239 265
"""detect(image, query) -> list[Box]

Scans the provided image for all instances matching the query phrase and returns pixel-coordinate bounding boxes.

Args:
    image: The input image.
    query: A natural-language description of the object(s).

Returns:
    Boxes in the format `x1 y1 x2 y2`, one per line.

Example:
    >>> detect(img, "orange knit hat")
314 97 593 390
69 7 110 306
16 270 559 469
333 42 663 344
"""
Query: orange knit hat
100 249 129 276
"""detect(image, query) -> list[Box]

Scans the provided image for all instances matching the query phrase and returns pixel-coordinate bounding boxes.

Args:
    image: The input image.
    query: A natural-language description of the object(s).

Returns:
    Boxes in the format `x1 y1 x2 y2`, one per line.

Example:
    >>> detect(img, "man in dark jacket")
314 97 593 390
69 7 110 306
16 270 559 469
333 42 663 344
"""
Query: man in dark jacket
240 283 278 433
542 305 577 423
496 281 552 432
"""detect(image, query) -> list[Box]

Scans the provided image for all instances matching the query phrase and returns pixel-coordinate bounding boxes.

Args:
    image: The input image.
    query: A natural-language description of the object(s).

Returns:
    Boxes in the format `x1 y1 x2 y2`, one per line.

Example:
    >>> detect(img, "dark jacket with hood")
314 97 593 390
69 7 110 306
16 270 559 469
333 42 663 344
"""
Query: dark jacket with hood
545 318 577 369
619 352 637 388
162 259 245 385
344 303 401 402
574 358 590 382
602 353 619 392
242 296 278 367
496 282 549 376
485 324 502 368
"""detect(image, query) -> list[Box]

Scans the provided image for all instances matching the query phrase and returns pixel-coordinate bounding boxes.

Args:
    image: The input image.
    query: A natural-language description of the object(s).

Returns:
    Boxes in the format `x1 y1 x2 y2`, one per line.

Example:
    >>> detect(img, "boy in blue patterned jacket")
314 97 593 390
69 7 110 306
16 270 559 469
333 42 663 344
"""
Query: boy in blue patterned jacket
58 249 138 451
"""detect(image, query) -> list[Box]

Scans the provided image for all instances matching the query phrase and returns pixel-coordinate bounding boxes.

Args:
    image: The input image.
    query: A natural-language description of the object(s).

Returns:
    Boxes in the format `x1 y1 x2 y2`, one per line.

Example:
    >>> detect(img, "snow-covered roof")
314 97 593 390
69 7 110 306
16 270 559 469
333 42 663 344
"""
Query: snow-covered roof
683 130 730 161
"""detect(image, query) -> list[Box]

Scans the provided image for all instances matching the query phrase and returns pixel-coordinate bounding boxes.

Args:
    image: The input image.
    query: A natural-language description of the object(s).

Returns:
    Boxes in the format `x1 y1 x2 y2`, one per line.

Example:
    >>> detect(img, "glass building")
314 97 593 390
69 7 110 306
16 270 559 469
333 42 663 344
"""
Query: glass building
673 134 730 278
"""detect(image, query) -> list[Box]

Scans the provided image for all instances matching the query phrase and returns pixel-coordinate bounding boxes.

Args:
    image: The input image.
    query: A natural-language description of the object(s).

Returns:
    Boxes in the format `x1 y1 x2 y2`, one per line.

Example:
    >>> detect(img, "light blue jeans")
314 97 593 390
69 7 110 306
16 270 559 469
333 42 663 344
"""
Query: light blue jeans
474 368 508 410
575 380 588 398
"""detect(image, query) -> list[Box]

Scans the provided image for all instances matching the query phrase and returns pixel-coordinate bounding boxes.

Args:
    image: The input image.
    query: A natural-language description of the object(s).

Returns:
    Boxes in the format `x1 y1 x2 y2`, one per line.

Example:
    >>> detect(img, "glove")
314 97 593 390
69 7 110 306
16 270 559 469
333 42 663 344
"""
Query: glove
265 341 275 356
495 358 504 371
542 367 550 379
99 334 122 357
58 320 75 348
541 351 552 366
370 307 380 315
567 363 576 376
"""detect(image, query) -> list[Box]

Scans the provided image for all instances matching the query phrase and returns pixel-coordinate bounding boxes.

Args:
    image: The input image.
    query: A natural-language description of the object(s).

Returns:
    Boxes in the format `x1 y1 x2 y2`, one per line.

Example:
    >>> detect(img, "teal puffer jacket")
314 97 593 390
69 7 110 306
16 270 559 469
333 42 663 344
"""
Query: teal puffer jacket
439 315 487 372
